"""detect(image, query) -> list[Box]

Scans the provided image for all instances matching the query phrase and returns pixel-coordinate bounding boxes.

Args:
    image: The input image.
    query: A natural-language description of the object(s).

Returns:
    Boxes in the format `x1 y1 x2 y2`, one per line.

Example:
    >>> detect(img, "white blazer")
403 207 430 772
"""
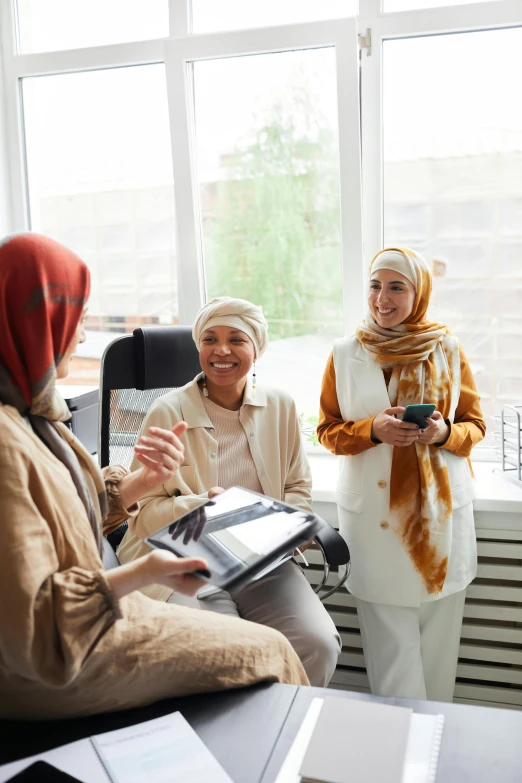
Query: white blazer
333 335 477 608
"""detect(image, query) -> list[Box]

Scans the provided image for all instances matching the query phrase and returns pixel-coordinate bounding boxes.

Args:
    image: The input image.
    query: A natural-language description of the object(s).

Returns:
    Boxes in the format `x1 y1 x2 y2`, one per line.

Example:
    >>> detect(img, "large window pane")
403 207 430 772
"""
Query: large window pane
384 0 500 10
192 48 343 430
16 0 168 54
191 0 356 34
383 28 522 446
23 65 177 387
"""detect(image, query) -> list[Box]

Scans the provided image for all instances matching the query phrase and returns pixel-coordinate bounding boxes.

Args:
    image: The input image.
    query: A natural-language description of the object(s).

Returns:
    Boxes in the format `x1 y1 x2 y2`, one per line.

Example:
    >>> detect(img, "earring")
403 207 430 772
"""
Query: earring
252 362 256 400
202 373 209 397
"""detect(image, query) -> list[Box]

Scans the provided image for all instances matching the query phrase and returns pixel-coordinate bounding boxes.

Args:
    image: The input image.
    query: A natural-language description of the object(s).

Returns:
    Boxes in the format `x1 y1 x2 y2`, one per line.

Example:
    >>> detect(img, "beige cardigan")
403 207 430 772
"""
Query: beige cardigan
0 403 308 719
118 375 312 601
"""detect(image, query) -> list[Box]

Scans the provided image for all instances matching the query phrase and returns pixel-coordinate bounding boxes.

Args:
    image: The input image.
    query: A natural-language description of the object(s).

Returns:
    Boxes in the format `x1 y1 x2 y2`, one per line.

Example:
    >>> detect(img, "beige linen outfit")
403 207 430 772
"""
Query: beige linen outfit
118 375 341 687
0 403 308 720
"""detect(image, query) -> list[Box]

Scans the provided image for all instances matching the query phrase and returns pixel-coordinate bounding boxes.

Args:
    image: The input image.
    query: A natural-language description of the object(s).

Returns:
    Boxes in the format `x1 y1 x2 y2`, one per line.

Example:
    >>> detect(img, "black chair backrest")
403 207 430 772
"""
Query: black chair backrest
99 326 201 469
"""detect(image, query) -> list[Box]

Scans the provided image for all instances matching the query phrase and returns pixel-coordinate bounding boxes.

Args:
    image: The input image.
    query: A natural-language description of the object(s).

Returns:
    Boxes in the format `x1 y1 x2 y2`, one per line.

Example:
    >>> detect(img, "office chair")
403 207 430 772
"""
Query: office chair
99 325 201 549
99 325 350 601
99 325 201 471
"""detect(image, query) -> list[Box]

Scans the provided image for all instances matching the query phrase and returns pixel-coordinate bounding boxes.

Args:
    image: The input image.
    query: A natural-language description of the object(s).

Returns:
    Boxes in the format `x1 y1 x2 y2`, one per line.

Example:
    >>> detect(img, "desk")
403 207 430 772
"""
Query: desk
0 684 296 783
2 683 522 782
262 686 522 782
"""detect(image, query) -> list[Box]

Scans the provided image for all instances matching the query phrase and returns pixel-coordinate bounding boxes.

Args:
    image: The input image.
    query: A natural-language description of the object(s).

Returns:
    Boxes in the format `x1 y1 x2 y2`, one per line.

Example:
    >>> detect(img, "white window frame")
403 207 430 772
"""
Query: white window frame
358 0 522 460
0 4 168 231
163 18 363 326
358 0 522 261
0 0 521 344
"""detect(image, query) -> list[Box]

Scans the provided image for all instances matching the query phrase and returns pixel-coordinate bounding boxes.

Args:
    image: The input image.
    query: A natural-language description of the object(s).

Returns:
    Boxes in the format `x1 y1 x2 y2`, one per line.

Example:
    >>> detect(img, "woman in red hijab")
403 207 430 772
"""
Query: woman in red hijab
0 234 308 720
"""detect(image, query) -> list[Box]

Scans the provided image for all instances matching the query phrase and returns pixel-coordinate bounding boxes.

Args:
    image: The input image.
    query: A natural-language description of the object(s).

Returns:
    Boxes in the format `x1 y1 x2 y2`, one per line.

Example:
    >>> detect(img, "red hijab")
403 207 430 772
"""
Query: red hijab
0 234 90 420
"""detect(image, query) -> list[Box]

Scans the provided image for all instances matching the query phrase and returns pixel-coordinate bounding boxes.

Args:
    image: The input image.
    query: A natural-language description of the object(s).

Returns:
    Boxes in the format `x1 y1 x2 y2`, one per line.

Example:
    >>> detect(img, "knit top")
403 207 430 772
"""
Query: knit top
201 393 264 494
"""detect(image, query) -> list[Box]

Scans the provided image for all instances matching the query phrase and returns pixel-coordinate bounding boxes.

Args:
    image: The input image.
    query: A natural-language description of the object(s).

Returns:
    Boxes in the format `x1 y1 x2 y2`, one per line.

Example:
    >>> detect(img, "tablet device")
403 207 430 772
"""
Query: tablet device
145 486 319 591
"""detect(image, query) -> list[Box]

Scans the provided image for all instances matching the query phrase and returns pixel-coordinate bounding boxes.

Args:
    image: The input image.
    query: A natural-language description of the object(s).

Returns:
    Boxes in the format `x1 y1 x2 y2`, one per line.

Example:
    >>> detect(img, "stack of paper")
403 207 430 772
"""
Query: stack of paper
0 713 233 783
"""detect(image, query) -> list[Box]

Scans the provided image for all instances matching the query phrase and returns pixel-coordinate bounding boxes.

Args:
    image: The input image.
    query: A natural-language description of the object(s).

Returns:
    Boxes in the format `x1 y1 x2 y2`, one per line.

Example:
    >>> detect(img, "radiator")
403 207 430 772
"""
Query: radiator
312 501 522 710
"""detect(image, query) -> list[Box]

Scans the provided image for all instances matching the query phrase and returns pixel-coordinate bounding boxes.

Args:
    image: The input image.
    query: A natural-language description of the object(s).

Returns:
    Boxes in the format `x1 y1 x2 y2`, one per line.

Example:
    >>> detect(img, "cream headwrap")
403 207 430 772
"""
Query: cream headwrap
370 248 430 293
192 297 269 359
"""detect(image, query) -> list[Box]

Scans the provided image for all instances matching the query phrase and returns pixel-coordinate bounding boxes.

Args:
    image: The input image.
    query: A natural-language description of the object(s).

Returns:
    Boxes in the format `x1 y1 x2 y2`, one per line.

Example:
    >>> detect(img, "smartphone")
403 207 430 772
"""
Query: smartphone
401 403 436 429
6 761 82 782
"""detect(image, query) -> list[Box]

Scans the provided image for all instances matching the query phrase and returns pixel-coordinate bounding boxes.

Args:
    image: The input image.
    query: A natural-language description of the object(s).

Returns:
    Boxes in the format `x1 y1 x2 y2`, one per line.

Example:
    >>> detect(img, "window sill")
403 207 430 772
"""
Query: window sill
309 453 522 514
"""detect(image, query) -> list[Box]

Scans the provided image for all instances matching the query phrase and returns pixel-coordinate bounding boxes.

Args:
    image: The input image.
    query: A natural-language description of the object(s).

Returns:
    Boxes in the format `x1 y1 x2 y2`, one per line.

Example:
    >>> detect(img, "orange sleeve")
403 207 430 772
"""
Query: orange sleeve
438 343 486 457
317 352 377 456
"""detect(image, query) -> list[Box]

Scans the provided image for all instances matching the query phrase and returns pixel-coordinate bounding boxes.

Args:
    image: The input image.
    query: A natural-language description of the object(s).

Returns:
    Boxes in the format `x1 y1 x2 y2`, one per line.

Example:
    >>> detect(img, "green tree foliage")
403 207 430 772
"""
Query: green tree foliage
204 93 343 340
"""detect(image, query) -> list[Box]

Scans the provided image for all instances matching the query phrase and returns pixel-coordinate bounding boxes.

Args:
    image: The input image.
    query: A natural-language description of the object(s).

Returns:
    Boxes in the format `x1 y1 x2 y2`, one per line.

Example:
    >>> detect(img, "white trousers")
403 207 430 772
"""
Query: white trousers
355 589 466 702
169 561 341 687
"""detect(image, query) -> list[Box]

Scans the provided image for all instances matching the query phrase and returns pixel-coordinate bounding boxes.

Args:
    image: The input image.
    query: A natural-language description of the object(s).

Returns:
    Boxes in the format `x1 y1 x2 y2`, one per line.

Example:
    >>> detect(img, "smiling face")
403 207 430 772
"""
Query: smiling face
56 307 88 379
368 269 416 328
199 325 255 394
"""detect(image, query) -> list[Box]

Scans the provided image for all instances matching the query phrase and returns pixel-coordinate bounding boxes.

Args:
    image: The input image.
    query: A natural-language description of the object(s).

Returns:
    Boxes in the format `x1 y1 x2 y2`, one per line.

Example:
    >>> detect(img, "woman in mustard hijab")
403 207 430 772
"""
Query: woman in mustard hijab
318 247 485 701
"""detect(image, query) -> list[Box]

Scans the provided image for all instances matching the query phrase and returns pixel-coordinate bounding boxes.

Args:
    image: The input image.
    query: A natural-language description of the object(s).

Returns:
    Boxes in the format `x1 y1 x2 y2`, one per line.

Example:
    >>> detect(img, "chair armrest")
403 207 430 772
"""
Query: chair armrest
313 518 350 567
102 537 121 570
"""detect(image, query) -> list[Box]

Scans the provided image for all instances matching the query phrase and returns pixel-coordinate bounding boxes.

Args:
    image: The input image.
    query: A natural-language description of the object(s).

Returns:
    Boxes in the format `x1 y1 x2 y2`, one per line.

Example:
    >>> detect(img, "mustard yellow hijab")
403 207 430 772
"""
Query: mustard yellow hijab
356 248 460 594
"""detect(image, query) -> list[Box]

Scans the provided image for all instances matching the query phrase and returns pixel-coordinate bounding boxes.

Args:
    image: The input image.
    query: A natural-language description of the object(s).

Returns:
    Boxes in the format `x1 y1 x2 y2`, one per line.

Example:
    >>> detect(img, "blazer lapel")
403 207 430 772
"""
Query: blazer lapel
348 343 391 417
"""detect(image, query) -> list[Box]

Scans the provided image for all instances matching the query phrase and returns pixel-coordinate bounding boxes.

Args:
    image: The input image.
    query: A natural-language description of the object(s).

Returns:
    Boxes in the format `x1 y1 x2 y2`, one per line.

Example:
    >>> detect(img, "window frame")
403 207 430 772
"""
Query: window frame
163 18 363 326
0 0 521 461
2 0 521 322
358 0 522 460
358 0 522 263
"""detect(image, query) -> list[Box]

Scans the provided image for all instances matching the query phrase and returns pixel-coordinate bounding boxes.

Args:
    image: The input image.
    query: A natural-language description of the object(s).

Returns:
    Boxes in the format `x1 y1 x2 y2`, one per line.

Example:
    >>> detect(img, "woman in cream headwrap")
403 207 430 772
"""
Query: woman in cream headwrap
118 296 341 687
318 248 485 701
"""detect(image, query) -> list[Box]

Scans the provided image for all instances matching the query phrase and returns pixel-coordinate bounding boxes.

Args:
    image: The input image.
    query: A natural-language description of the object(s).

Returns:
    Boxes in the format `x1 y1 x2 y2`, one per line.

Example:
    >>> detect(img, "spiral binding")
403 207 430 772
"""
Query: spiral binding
427 714 445 783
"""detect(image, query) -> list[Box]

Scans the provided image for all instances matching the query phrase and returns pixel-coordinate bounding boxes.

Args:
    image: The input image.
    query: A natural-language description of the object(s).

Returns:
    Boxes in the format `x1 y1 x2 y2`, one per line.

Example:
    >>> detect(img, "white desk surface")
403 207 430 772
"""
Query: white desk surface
57 384 98 399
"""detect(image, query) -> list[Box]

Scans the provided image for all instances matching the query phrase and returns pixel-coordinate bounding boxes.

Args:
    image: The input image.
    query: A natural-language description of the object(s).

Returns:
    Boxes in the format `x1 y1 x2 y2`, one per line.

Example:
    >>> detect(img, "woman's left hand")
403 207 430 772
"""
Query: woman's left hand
294 540 314 558
417 411 450 446
134 421 188 490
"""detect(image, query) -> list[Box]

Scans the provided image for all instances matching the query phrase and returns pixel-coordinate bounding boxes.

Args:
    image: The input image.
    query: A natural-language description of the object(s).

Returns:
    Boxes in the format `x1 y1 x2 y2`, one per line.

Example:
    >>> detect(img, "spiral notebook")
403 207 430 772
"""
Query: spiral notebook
274 697 444 783
0 713 233 783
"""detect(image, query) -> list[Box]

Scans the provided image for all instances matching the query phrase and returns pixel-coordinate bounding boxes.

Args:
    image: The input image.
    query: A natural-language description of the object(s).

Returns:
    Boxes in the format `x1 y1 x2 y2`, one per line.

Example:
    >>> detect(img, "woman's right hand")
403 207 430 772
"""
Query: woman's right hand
208 486 225 499
371 406 420 447
144 550 209 595
106 550 209 599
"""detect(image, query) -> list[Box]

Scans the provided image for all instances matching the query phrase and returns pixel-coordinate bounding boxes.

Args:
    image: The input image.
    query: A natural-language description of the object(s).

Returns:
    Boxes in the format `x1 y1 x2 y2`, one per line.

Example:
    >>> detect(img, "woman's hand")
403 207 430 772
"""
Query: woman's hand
170 505 207 544
208 486 225 499
371 406 420 447
105 550 209 599
118 421 188 509
134 421 188 491
418 411 450 446
294 540 314 558
144 550 209 594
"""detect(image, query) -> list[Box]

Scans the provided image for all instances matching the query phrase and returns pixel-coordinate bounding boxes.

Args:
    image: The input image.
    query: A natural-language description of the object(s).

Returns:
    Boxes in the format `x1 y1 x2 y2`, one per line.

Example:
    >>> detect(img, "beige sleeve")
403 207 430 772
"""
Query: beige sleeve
283 398 313 513
128 401 209 541
102 464 140 535
0 446 120 687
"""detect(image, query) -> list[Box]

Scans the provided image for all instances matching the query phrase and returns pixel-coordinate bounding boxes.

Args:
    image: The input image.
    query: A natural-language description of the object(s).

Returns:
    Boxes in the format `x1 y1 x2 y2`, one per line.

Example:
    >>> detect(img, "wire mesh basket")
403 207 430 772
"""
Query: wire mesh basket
494 405 522 485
